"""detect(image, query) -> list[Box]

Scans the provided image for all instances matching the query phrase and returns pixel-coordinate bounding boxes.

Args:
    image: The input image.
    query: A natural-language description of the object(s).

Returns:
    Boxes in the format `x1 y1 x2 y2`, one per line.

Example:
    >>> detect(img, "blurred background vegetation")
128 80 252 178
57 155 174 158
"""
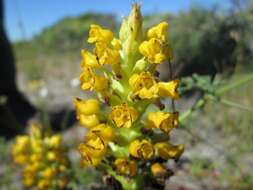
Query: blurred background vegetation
1 0 253 189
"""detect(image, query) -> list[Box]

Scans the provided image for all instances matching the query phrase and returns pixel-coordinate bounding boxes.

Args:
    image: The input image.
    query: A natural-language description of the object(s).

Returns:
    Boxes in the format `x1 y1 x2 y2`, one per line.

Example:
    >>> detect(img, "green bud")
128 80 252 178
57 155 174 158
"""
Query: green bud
133 58 148 73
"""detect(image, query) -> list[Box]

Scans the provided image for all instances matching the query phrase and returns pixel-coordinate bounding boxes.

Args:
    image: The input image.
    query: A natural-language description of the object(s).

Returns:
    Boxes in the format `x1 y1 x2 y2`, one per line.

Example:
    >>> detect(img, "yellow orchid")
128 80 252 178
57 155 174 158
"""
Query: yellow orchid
81 49 100 68
88 24 114 44
139 38 172 64
86 123 115 142
147 22 169 42
74 98 100 115
151 163 170 178
79 114 100 128
147 111 179 133
155 142 184 160
129 139 154 160
80 67 108 91
158 79 180 99
114 158 137 177
111 103 139 128
129 71 158 99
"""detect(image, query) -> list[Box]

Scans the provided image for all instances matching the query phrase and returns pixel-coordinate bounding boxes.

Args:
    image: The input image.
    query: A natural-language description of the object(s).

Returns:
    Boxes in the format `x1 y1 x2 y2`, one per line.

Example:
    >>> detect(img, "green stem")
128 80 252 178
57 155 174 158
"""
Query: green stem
217 73 253 95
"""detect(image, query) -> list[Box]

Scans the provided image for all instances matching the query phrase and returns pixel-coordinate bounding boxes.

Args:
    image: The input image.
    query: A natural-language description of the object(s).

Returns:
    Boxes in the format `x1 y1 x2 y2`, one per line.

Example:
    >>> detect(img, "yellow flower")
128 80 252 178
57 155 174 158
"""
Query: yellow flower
111 38 122 50
129 72 158 99
80 67 108 91
88 24 114 44
151 163 170 178
23 177 34 187
42 167 56 179
86 123 115 142
14 154 28 165
81 49 100 68
79 139 105 167
44 135 61 149
139 38 171 64
114 158 137 177
37 179 50 190
158 79 180 99
79 133 107 163
147 111 179 133
74 98 100 115
147 22 169 42
94 42 120 66
129 139 154 159
47 151 58 161
111 103 139 128
155 142 184 160
79 114 100 128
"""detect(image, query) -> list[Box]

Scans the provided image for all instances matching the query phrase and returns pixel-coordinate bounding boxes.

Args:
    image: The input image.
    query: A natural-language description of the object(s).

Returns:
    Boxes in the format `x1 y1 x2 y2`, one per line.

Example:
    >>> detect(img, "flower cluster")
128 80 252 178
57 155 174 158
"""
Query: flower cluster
75 4 184 188
11 123 70 190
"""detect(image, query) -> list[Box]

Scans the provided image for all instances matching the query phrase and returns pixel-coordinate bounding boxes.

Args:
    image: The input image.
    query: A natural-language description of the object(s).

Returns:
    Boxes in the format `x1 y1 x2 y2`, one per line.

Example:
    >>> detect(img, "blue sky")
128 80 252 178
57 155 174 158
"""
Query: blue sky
4 0 231 42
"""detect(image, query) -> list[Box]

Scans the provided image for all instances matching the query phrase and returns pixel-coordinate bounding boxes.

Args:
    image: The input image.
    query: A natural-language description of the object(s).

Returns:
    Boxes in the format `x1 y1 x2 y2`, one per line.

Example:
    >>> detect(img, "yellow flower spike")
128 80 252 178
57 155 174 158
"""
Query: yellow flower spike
79 114 100 128
151 163 170 178
158 79 180 99
81 49 100 68
148 111 179 133
88 24 114 44
86 123 115 142
139 38 170 64
114 158 137 177
74 98 100 115
80 67 108 91
147 22 169 42
129 139 154 160
111 103 139 128
155 142 184 160
129 71 158 99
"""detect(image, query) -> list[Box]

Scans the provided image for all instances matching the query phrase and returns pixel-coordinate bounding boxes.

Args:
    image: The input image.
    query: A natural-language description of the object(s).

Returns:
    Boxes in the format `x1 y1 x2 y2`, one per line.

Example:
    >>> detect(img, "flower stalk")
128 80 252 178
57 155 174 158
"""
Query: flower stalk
75 4 184 189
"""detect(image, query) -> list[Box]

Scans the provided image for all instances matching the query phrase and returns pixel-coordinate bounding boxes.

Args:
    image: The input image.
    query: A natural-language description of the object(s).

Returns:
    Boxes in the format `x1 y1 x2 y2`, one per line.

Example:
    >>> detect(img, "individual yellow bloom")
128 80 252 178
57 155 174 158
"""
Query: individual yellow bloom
42 167 56 179
88 24 114 44
44 135 61 149
37 179 50 190
30 139 43 154
147 22 169 42
86 123 115 142
79 114 100 128
129 71 158 99
79 136 107 159
158 79 180 99
151 163 170 178
81 49 100 68
74 98 100 115
155 142 184 160
139 38 171 64
111 103 139 128
47 151 58 161
94 42 120 66
80 67 108 91
111 38 122 50
114 158 137 177
30 153 42 163
15 136 30 151
80 155 101 167
129 139 154 159
23 176 35 187
57 178 68 189
79 140 105 167
147 111 179 133
14 154 28 165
